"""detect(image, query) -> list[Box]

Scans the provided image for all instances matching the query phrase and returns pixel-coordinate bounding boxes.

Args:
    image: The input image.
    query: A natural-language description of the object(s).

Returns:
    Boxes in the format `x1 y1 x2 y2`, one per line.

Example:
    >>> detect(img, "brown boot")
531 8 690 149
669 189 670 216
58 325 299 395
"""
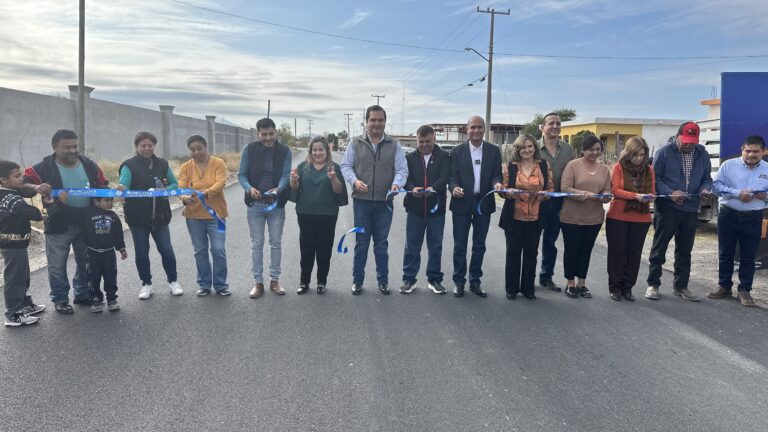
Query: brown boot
249 283 264 299
707 286 733 299
270 280 286 295
737 291 756 307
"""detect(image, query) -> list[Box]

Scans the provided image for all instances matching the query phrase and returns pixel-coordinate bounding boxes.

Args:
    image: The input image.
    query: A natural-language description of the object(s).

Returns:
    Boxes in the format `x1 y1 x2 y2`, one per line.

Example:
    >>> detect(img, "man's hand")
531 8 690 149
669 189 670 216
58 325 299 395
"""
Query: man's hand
452 186 464 198
670 190 686 205
494 183 504 191
353 180 368 193
390 184 401 192
739 189 754 202
755 191 767 200
249 187 262 200
120 250 128 260
35 183 52 196
700 188 714 201
412 186 424 198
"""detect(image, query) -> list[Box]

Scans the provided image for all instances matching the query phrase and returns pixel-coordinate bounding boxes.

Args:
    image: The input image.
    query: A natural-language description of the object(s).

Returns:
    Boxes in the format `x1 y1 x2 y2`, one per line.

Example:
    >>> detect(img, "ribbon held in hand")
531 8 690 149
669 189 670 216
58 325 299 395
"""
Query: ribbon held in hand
52 188 195 198
262 191 278 212
195 191 226 233
337 227 366 254
386 188 439 214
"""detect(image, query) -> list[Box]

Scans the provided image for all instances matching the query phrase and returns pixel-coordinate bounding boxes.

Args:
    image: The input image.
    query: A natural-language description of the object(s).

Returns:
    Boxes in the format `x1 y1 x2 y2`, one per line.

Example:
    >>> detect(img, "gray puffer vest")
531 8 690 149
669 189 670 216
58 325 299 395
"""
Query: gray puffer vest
350 134 397 201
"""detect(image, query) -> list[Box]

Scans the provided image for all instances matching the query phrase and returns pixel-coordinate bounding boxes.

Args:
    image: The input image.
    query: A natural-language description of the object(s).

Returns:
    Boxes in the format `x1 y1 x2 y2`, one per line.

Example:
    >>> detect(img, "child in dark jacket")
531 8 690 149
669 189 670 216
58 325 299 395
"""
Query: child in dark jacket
0 160 54 327
78 195 127 312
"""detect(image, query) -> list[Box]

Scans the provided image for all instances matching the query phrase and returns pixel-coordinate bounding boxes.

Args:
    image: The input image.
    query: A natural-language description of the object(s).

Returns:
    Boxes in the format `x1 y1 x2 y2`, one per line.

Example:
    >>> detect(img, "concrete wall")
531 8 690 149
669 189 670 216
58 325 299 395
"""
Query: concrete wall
1 86 251 168
642 124 679 155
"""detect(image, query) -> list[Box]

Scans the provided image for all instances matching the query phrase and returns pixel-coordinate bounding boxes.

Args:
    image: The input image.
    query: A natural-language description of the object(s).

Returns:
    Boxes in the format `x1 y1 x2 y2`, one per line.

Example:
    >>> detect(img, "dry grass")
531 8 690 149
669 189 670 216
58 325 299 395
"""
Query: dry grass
213 152 241 173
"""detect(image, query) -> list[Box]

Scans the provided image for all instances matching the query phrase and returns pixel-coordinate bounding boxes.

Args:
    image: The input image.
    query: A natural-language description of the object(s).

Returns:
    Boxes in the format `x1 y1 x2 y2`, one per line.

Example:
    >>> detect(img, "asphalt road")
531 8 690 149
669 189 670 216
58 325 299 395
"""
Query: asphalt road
1 150 767 431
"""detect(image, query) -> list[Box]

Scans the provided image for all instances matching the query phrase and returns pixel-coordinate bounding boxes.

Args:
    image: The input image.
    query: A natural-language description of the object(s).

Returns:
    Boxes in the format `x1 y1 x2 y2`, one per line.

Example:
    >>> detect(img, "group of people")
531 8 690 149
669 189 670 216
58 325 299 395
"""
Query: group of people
1 107 765 327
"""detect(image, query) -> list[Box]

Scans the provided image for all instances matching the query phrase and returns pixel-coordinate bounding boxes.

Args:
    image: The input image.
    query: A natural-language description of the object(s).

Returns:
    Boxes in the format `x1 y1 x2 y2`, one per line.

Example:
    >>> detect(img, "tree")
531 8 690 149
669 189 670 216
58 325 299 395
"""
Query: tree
277 123 296 147
325 132 338 146
521 108 577 139
569 130 595 155
337 130 348 141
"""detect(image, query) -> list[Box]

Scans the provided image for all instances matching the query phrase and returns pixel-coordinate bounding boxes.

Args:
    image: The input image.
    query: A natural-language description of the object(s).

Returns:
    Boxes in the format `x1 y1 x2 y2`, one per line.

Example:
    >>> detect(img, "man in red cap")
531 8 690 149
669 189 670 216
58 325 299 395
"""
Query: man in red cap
645 122 713 301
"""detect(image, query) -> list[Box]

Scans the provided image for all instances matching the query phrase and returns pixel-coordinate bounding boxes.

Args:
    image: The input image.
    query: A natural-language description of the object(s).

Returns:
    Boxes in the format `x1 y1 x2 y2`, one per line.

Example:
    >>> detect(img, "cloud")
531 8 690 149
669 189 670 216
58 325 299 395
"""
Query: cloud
340 9 371 29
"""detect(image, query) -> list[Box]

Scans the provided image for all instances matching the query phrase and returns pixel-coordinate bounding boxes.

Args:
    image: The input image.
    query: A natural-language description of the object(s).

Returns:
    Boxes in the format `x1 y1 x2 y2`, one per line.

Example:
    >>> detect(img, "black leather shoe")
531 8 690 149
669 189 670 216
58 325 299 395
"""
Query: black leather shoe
55 302 74 314
506 292 517 300
297 284 309 295
610 293 622 301
622 292 634 302
579 286 592 298
565 286 579 298
351 284 362 295
523 292 536 300
379 284 390 295
540 279 562 292
453 285 465 297
469 284 487 298
317 284 326 295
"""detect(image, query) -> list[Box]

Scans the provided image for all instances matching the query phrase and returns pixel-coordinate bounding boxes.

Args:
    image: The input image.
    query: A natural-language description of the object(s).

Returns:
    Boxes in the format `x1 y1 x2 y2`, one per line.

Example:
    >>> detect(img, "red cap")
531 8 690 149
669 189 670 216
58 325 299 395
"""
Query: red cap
677 122 700 144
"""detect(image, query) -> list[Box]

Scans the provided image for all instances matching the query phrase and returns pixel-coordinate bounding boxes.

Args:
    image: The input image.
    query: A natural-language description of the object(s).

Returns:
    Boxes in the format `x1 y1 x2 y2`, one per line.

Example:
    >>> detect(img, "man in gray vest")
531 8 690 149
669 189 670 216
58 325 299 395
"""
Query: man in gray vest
340 105 408 295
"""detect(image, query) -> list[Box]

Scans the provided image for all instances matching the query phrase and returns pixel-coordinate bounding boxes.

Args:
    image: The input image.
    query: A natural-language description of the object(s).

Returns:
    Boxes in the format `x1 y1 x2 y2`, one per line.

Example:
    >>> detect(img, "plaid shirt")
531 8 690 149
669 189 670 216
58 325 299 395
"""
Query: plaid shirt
681 151 694 192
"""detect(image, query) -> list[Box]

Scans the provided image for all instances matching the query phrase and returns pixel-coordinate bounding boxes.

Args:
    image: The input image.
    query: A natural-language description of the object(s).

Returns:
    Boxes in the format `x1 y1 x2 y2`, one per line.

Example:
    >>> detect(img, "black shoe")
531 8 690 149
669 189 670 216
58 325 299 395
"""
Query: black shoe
297 284 309 295
379 284 390 295
506 292 517 300
73 297 91 305
427 280 447 294
565 286 579 298
317 284 326 295
399 281 415 294
54 302 74 314
351 284 362 295
579 286 592 298
610 293 622 301
540 279 561 292
523 292 536 300
453 284 465 297
469 284 487 298
622 292 635 302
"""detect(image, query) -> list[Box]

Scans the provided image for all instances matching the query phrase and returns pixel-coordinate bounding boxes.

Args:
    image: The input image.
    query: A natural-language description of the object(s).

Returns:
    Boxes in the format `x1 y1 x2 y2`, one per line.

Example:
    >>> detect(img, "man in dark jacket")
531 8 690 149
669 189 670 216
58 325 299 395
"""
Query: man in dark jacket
21 129 108 314
449 116 503 297
237 118 292 299
645 122 713 301
400 125 450 294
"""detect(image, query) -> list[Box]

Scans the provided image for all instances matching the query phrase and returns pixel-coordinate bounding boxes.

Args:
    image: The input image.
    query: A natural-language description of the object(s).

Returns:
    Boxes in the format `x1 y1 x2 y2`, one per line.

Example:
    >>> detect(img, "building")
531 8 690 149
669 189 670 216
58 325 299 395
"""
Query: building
697 99 721 172
560 117 687 157
430 123 523 146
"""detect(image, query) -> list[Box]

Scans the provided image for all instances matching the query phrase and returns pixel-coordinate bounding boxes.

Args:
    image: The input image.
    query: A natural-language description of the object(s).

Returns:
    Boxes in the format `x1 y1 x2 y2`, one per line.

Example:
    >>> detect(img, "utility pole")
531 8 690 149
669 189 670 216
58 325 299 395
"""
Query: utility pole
371 94 386 105
307 119 314 139
476 6 509 142
267 99 271 118
344 113 353 140
77 0 85 154
294 118 297 140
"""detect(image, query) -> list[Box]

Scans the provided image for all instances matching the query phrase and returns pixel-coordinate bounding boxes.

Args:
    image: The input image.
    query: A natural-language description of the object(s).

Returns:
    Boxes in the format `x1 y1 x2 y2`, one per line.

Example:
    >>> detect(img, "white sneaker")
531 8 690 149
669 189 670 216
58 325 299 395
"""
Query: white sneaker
645 286 659 300
139 284 153 300
169 281 183 296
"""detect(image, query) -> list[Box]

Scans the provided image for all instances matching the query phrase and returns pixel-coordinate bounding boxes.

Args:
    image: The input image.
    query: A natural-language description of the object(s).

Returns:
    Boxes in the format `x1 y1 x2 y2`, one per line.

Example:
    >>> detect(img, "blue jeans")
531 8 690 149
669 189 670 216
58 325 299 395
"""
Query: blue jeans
130 224 177 286
538 197 563 282
45 223 89 303
185 218 228 291
403 212 445 283
452 199 491 286
718 206 762 292
247 203 285 283
352 199 393 285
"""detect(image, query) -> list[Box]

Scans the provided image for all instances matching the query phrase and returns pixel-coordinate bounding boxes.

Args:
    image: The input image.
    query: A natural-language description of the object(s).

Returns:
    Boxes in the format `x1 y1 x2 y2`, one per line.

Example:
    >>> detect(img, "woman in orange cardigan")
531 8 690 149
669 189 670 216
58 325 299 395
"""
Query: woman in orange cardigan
606 136 655 301
178 135 230 296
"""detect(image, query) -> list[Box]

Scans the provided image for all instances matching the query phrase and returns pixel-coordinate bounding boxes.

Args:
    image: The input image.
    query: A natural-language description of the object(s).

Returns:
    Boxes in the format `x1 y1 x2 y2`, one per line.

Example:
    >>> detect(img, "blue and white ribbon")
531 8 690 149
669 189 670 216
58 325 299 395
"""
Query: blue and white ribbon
262 191 279 212
52 188 196 198
385 189 439 214
337 226 366 254
475 189 614 215
194 191 226 233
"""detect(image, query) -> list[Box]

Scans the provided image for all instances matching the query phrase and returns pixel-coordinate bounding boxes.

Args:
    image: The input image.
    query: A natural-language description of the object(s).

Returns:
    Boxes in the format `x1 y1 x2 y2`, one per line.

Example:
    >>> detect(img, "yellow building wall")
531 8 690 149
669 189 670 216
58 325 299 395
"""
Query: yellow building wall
561 123 643 156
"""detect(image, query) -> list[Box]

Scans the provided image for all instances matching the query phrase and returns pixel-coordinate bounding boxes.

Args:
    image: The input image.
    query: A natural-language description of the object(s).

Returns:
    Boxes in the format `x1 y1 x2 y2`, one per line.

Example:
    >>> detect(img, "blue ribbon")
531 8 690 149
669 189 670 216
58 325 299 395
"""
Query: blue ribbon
476 189 615 215
386 189 439 214
52 188 196 198
194 191 226 233
337 226 366 254
262 191 278 212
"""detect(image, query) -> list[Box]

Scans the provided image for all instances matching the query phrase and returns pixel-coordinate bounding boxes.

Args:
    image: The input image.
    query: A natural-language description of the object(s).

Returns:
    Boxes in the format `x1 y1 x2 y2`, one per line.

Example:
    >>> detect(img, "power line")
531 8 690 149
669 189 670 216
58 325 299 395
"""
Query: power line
171 0 768 61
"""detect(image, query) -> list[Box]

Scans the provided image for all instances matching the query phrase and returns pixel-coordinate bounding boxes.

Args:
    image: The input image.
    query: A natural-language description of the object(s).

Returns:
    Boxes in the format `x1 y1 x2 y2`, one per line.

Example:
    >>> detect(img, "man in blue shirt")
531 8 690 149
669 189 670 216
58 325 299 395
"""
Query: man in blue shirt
340 105 408 295
709 135 768 307
646 122 713 301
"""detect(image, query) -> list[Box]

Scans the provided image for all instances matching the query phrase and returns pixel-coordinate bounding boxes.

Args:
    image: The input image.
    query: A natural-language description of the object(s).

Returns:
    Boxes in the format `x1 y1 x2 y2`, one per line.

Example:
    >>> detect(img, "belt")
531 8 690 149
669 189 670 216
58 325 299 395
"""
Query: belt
721 205 763 216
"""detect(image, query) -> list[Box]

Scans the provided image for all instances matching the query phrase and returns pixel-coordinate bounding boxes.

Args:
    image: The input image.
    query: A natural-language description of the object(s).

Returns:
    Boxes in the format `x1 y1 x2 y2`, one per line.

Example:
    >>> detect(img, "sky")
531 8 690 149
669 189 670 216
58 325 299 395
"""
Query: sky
2 0 768 138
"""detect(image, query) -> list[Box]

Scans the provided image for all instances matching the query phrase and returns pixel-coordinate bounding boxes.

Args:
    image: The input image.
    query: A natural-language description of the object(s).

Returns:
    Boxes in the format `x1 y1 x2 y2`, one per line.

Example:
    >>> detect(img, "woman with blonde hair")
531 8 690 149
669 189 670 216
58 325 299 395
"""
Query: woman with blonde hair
499 134 553 299
606 136 655 301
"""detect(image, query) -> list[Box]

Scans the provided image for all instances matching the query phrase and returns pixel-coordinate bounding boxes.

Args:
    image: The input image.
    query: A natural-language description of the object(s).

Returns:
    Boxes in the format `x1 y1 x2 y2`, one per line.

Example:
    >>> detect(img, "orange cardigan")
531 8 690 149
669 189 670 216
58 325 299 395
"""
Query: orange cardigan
607 163 655 223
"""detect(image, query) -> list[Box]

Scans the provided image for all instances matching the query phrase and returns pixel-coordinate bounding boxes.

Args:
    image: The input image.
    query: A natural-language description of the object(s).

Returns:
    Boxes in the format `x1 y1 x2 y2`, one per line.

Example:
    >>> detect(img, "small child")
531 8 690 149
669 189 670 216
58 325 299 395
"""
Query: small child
0 160 52 327
79 194 127 313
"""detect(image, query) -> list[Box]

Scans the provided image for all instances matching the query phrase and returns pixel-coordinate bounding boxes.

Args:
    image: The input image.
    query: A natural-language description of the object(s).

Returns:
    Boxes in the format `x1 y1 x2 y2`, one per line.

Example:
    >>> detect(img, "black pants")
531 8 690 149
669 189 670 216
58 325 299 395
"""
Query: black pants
646 203 698 290
606 218 651 295
2 248 33 319
504 220 542 296
87 249 118 302
297 213 338 285
718 206 762 292
561 222 602 280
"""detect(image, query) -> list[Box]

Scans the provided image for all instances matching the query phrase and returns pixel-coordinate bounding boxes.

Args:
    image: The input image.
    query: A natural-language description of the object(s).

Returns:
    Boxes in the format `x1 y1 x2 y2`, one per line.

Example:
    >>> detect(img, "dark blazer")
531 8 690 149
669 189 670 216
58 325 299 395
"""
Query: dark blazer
404 146 450 217
448 140 503 215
